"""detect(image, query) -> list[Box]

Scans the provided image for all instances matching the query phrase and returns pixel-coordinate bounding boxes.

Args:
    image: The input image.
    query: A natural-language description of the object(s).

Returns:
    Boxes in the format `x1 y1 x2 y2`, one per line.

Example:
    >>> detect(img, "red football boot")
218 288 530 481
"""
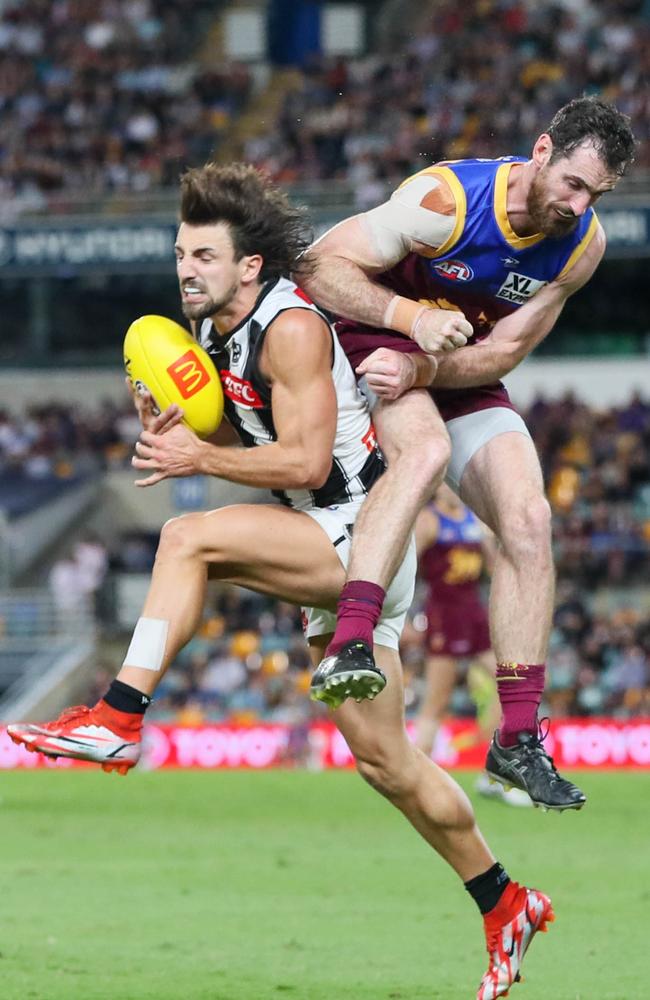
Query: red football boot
477 881 555 999
7 702 142 775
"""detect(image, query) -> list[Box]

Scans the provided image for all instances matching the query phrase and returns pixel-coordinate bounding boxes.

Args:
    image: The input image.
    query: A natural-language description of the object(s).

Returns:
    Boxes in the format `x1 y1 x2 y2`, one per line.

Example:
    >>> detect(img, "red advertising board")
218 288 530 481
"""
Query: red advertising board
1 719 650 771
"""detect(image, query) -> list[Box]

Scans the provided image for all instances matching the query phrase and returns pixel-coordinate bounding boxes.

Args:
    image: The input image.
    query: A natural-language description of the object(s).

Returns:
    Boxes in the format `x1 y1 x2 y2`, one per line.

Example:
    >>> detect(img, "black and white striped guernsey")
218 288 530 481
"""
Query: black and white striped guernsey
199 276 384 511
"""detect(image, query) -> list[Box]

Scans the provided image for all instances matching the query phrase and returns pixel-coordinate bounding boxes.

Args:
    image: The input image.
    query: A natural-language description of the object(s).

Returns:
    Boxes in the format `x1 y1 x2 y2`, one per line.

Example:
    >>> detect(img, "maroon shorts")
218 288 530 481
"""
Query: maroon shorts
336 321 516 422
424 600 491 658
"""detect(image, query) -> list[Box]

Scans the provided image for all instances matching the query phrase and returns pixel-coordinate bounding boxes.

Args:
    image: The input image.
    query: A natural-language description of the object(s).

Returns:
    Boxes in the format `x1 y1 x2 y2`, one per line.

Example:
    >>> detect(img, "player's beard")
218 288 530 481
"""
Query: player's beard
180 279 239 321
527 171 580 238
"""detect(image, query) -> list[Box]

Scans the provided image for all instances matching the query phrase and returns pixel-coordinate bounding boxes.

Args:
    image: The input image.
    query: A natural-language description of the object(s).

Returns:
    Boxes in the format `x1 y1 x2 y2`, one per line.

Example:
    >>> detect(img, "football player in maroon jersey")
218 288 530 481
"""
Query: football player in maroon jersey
305 97 635 811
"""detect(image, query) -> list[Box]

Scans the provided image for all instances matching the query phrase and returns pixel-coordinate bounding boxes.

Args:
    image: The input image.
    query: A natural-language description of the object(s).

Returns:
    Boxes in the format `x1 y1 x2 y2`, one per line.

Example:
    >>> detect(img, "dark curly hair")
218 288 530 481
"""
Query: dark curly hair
546 97 636 176
179 162 313 281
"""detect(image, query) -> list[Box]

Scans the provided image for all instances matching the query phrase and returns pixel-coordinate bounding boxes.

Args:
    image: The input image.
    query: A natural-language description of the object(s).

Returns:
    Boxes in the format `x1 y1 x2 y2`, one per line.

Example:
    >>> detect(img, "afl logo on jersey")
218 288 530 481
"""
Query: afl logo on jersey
432 259 474 282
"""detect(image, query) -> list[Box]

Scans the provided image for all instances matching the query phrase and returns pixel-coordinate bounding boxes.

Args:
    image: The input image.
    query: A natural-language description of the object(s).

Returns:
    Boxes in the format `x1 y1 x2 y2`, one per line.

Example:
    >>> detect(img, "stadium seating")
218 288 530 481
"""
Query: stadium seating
0 0 248 211
243 0 649 197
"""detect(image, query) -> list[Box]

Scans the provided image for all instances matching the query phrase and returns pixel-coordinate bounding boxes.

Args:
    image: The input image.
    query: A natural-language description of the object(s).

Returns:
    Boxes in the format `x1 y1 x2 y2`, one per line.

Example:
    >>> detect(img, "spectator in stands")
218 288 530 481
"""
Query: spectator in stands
49 548 91 616
0 0 252 210
247 0 649 194
3 0 647 208
48 537 108 618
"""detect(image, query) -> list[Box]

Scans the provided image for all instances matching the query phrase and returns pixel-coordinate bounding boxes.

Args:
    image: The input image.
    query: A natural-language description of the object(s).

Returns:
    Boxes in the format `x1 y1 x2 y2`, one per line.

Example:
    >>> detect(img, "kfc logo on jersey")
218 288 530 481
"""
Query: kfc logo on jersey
362 425 378 453
496 271 547 304
167 351 211 399
432 259 474 282
219 370 264 408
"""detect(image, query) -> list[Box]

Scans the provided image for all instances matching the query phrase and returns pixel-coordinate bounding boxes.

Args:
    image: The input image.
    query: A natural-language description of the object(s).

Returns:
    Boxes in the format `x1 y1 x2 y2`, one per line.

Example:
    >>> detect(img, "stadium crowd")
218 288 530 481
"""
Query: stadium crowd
529 391 650 586
4 391 643 723
247 0 649 204
90 579 649 726
3 390 649 576
2 0 648 215
0 0 250 216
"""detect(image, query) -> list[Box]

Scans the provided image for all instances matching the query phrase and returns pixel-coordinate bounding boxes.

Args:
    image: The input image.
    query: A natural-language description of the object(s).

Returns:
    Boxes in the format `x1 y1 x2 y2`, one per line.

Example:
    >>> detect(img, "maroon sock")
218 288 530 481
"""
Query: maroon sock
496 662 546 747
325 580 386 656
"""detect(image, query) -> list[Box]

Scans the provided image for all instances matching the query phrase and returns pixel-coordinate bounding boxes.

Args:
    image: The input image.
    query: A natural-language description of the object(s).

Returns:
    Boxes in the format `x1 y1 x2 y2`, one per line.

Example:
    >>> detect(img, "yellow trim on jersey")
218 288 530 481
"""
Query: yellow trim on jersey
396 164 434 191
397 165 467 259
555 211 599 282
494 162 545 250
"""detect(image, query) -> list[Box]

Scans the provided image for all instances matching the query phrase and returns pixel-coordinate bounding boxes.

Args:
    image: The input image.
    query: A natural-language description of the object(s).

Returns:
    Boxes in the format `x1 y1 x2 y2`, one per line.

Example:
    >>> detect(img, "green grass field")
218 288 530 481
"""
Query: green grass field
1 769 648 1000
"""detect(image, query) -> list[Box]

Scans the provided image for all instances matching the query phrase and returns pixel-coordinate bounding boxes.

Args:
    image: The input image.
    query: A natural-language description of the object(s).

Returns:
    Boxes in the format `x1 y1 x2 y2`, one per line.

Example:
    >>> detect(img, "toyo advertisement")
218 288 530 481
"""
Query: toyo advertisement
1 719 649 771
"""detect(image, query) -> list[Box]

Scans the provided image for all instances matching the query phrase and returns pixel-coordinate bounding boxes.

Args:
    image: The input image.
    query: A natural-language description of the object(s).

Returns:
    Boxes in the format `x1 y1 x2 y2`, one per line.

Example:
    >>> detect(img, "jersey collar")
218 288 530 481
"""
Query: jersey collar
494 162 545 250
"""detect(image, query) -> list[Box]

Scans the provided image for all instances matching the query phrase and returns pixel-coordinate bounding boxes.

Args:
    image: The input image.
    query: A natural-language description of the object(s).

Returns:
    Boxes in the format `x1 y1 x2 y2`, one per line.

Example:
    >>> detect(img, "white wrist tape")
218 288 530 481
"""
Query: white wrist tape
123 617 169 672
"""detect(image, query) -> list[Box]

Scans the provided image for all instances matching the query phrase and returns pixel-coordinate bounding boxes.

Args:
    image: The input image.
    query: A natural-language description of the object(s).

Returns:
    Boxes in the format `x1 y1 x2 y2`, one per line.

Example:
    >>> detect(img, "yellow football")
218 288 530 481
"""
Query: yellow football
124 315 223 438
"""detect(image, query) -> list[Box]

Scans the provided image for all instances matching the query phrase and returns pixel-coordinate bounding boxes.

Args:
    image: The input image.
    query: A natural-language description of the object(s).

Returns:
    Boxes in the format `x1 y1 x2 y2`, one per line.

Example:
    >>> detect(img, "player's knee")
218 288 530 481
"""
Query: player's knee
422 433 452 482
156 514 203 561
500 494 552 563
387 432 451 494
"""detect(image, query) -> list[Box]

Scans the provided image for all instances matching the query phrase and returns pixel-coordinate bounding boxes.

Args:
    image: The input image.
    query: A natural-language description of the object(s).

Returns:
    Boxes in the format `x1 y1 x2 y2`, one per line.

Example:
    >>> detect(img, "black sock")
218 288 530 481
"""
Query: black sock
464 862 511 915
103 680 152 715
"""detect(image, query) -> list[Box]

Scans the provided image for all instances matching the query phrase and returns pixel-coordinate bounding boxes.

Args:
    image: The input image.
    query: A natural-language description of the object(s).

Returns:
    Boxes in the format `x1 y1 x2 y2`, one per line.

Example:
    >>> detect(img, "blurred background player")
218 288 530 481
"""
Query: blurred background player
414 484 531 807
304 97 637 811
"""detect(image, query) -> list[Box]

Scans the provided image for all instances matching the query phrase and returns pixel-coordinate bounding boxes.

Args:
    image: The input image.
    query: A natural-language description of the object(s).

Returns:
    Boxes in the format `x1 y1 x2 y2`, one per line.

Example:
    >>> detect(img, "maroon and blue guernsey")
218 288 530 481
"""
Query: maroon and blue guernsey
419 504 490 657
336 157 598 421
420 505 485 604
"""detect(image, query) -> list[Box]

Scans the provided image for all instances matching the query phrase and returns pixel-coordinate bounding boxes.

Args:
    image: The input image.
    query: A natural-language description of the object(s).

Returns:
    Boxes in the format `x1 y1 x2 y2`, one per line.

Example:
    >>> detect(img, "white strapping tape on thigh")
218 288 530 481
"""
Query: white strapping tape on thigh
123 617 169 672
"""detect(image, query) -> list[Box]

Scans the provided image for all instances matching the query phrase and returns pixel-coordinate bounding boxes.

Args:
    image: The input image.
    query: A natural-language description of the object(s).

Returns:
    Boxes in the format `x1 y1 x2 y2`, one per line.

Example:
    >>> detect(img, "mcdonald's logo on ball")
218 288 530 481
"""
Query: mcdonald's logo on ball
167 350 211 399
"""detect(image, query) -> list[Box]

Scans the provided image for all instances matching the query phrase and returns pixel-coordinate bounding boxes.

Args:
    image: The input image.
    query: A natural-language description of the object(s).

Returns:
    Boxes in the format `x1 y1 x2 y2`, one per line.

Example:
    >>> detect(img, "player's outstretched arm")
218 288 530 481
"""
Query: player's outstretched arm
300 215 396 327
433 223 606 389
132 311 337 490
300 175 472 354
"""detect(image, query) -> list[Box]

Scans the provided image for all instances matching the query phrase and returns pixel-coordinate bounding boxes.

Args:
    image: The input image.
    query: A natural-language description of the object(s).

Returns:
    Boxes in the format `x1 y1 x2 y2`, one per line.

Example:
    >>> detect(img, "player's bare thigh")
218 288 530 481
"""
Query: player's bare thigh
457 430 545 532
365 385 450 465
173 504 346 608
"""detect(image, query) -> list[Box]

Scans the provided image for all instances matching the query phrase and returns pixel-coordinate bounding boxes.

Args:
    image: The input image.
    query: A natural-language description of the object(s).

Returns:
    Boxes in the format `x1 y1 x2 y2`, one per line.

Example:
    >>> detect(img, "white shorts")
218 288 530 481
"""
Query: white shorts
301 500 416 650
444 406 532 492
358 377 532 494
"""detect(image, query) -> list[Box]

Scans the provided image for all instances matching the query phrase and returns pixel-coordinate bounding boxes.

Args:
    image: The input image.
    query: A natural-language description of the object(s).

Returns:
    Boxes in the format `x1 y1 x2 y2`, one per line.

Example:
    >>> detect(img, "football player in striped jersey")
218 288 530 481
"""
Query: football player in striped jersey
10 163 553 999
